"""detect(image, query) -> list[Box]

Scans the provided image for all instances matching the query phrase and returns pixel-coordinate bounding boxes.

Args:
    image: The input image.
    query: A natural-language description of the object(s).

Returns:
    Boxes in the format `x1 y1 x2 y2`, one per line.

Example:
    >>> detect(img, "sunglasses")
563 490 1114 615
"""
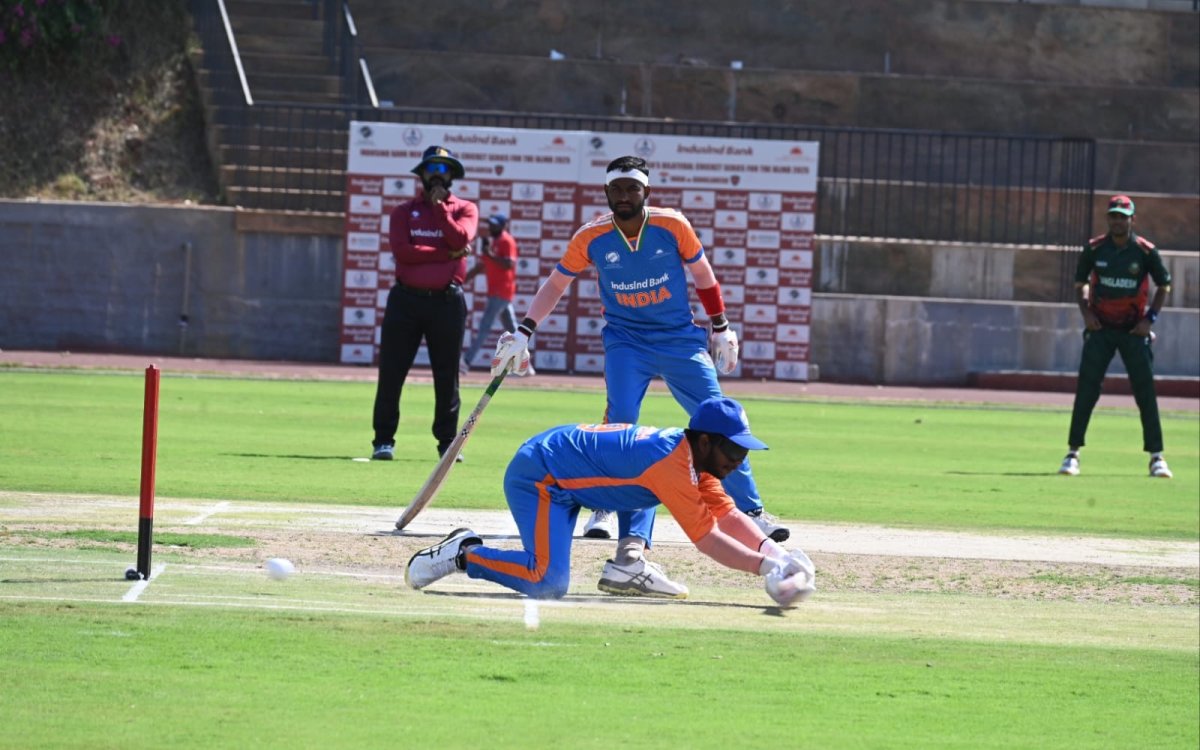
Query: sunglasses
711 434 749 464
423 162 451 175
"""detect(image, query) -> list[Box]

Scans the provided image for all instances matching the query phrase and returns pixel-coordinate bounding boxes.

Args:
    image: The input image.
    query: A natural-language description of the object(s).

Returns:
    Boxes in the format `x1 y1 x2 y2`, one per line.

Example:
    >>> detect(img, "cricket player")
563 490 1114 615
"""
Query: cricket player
1059 194 1174 478
405 397 815 605
490 155 788 598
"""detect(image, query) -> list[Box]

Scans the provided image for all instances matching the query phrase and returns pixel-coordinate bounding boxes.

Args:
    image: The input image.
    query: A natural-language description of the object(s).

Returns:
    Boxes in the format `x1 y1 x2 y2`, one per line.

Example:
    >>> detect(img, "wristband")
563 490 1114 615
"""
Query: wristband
1146 310 1158 324
518 317 537 337
696 283 726 317
710 313 729 333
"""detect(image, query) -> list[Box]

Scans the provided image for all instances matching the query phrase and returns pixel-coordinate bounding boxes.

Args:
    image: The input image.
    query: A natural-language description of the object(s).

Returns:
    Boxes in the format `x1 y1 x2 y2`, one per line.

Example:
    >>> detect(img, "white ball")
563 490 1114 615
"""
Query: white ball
265 558 295 580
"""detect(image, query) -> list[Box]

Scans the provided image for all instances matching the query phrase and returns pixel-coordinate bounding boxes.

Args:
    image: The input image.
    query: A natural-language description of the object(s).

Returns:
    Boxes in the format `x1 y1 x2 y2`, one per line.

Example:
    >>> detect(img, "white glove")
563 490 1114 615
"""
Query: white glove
491 330 530 377
786 548 815 579
710 326 739 375
763 564 816 607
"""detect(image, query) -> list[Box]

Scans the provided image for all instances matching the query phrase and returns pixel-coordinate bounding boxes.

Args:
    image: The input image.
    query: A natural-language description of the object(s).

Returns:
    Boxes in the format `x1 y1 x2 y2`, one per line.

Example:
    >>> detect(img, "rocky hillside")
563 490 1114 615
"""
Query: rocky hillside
0 1 218 205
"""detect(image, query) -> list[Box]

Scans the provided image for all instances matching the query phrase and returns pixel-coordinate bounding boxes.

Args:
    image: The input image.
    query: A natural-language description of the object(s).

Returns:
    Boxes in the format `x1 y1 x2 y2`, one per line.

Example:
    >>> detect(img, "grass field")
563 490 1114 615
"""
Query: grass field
1 369 1197 749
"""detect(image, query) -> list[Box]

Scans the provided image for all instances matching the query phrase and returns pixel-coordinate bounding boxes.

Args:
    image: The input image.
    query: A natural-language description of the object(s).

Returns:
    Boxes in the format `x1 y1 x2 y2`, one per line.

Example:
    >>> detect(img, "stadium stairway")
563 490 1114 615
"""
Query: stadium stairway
347 0 1198 252
190 0 350 214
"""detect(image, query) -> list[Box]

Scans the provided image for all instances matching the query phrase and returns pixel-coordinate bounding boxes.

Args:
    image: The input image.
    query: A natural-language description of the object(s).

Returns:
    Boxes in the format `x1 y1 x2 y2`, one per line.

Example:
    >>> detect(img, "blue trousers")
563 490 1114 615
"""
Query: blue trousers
601 324 763 546
464 445 581 599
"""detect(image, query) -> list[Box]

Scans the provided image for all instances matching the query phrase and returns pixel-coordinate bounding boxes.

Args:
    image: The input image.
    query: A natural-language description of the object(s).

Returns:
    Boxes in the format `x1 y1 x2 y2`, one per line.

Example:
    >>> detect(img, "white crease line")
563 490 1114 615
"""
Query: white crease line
183 501 231 526
121 563 167 602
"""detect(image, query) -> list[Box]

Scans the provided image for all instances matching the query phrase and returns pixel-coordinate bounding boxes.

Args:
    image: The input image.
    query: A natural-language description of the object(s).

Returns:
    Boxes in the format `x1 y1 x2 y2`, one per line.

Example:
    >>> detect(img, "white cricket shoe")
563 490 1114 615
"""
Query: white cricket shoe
582 509 616 539
747 508 790 542
598 558 688 599
1058 454 1080 476
1149 456 1173 479
405 528 481 590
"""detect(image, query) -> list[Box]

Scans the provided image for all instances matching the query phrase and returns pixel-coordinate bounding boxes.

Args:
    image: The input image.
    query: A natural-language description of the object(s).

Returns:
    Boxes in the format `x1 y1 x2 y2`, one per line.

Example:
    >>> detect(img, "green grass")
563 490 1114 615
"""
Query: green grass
0 601 1195 750
0 370 1196 539
9 530 255 549
1 368 1196 749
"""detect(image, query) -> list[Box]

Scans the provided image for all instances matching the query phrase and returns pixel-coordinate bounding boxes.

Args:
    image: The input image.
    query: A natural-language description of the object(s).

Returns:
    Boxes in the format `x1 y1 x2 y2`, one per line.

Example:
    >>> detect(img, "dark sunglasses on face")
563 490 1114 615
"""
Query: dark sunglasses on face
712 434 749 464
424 162 451 175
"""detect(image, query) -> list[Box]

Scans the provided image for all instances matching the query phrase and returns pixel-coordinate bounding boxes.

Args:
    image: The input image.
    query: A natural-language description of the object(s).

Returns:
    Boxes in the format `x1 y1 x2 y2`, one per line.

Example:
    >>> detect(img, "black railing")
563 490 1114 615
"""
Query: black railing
189 1 1095 287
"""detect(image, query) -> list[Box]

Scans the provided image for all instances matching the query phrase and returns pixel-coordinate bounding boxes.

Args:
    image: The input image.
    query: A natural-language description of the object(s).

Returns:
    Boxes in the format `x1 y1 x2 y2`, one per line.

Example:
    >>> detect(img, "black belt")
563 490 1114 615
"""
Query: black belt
397 282 461 297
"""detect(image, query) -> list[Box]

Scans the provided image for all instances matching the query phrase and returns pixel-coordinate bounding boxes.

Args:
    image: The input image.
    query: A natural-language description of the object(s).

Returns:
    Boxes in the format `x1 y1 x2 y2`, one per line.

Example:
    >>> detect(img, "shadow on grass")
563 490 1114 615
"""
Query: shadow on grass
222 453 410 462
945 471 1062 477
2 577 122 584
421 589 773 611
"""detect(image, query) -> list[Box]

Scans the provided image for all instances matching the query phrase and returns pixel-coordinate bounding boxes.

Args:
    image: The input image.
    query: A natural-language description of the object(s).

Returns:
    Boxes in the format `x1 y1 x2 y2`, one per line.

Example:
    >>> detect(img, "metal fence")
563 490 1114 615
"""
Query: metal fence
190 0 1096 282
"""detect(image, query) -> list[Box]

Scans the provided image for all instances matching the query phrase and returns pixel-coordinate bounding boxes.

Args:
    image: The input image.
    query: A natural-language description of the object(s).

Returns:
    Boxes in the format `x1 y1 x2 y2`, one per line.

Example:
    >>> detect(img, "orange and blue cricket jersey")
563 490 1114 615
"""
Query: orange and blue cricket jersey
553 208 764 534
463 423 735 599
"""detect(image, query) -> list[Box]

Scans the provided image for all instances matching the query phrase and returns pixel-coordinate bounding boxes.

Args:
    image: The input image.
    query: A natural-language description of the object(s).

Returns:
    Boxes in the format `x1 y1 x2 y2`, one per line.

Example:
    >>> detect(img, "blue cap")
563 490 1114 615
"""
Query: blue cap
688 397 769 450
412 145 465 180
488 213 508 226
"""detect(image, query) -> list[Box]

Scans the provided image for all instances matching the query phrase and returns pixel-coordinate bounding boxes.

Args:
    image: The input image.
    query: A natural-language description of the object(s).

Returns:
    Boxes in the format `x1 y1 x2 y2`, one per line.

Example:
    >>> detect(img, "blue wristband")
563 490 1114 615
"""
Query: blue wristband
1146 310 1158 324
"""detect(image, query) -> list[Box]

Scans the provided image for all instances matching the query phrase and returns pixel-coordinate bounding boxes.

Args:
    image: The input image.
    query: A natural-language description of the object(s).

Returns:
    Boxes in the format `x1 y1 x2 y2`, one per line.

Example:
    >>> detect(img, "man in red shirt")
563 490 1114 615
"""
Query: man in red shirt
371 145 479 462
461 214 533 375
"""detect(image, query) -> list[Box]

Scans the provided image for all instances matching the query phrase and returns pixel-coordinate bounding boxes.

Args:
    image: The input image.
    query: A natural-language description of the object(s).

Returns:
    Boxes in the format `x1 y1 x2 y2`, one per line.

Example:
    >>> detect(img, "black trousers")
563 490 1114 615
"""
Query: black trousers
1067 327 1163 453
372 284 467 448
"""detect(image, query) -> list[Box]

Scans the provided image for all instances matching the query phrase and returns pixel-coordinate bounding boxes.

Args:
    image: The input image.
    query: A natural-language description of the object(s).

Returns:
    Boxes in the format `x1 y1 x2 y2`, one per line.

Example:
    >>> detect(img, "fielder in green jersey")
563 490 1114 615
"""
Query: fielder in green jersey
1059 195 1173 479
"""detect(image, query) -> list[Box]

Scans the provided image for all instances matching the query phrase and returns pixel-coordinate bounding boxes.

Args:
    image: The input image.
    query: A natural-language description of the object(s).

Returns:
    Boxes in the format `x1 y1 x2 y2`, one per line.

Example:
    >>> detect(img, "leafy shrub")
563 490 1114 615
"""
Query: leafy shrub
0 0 116 70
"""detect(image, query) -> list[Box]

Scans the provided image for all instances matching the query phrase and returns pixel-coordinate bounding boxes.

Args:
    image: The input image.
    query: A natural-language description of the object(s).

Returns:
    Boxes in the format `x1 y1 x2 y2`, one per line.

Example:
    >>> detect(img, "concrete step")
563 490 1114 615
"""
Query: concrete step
352 0 1198 89
245 71 342 97
364 50 1200 144
225 0 319 20
1089 192 1200 251
220 165 344 192
230 15 323 39
225 185 345 212
1095 139 1200 195
234 32 324 58
214 125 347 151
239 52 332 77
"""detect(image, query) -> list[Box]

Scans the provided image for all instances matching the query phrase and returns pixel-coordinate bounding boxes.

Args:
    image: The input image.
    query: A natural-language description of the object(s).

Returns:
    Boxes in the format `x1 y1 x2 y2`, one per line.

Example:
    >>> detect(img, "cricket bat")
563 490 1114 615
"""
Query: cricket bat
394 366 510 530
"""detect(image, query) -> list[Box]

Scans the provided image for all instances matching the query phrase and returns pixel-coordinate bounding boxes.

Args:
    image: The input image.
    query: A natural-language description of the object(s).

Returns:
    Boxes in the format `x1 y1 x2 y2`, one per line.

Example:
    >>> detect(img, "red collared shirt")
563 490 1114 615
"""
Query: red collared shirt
388 192 479 290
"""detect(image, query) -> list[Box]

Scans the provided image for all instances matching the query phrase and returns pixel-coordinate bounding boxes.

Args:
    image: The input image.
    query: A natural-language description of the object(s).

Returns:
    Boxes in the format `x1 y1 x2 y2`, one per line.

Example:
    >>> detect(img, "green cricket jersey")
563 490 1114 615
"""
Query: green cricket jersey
1074 232 1171 329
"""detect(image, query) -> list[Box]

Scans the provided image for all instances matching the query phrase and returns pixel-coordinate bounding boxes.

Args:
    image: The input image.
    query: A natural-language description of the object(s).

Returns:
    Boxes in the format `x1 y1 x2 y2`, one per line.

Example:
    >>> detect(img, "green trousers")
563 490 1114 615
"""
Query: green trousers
1067 328 1163 453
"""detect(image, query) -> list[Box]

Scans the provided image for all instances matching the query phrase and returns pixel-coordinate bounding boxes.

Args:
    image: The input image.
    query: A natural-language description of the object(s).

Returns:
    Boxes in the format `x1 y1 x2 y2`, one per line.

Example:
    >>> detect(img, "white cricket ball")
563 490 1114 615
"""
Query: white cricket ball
265 558 295 581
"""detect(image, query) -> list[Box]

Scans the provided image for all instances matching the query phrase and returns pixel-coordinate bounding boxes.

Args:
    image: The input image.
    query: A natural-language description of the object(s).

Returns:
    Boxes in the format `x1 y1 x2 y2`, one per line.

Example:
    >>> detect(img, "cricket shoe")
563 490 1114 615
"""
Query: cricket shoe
1149 456 1173 479
437 442 465 464
405 528 482 590
582 509 616 539
1058 454 1080 476
747 508 790 542
598 558 688 599
371 443 394 461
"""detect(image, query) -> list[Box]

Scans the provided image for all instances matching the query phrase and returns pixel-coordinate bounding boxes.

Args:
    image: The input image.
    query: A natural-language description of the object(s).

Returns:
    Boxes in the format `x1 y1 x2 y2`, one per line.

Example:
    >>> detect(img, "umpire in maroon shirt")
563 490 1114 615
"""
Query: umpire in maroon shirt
371 145 479 462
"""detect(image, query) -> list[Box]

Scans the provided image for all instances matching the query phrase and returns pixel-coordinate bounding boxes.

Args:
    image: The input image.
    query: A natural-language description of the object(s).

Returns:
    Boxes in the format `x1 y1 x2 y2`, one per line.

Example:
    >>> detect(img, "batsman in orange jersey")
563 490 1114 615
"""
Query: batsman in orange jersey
405 397 815 606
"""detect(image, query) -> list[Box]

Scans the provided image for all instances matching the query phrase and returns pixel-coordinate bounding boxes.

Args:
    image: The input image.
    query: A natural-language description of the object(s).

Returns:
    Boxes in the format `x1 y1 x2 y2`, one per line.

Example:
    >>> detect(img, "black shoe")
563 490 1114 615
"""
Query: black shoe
437 442 465 463
371 443 394 461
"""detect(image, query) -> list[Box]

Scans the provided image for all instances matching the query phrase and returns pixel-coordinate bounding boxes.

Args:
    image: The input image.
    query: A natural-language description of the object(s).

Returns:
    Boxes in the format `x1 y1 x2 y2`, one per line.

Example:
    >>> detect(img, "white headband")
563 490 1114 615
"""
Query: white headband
605 168 650 187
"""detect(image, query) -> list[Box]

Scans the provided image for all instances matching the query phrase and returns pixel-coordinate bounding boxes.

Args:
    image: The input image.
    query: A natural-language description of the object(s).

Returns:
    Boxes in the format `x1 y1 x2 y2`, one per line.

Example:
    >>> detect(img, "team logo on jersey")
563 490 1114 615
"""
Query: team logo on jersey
605 251 621 265
1127 262 1141 275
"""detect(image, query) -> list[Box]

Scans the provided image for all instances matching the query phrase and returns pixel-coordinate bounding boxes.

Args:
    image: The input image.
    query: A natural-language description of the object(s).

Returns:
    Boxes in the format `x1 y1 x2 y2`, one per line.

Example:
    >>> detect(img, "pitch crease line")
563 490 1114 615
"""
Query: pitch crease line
121 563 167 602
183 501 231 526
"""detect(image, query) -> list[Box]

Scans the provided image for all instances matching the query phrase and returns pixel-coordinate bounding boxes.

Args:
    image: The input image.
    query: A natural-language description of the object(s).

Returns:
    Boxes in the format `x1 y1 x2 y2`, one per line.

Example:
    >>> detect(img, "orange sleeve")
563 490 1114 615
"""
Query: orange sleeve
639 442 720 542
649 211 703 263
560 223 608 276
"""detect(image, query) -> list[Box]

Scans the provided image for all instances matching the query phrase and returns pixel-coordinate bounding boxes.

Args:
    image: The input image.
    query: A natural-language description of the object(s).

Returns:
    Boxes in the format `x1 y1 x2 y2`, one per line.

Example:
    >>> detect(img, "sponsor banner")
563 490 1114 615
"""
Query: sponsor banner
341 123 817 380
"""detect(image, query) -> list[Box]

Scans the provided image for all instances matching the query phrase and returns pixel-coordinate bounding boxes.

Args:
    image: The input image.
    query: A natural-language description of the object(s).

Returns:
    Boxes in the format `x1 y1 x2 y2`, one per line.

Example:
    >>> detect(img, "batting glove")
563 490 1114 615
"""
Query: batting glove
710 327 739 375
762 562 816 607
786 548 815 579
491 330 531 377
